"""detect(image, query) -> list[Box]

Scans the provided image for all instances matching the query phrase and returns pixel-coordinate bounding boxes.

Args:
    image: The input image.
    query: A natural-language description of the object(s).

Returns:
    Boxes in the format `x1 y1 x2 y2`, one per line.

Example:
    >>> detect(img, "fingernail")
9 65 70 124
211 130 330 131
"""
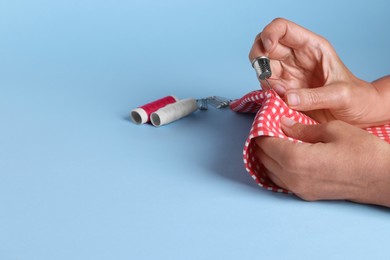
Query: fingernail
262 39 272 52
287 92 300 106
273 84 286 95
281 117 296 127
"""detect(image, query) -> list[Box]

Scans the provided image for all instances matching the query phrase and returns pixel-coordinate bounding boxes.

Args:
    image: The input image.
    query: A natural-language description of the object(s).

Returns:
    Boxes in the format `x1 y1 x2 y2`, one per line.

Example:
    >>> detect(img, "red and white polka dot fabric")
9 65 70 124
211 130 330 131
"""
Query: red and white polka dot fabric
230 90 390 193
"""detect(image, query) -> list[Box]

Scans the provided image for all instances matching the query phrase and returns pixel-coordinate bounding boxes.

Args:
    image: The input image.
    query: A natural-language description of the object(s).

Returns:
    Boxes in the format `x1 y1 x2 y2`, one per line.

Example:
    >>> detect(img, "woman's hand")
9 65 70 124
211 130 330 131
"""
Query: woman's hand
249 18 389 127
255 117 390 207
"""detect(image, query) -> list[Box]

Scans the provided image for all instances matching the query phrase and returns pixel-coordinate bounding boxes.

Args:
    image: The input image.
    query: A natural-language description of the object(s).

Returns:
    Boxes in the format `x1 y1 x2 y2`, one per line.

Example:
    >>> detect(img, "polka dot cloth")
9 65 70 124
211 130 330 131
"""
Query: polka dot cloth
230 89 390 193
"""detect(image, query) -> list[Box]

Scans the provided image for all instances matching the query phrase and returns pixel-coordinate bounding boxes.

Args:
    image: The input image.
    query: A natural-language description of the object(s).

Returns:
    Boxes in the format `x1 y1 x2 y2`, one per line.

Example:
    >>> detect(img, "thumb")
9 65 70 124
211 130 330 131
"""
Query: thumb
280 117 327 143
285 82 348 111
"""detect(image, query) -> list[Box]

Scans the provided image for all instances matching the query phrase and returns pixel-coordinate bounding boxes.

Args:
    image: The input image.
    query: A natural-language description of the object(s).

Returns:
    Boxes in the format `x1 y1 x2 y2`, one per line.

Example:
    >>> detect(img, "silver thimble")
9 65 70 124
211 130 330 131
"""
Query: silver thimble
251 56 272 81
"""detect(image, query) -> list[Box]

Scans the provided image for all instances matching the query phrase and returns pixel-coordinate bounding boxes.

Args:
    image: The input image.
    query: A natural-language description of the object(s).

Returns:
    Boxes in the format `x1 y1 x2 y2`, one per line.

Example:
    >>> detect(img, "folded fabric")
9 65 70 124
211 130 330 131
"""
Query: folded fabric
230 90 390 193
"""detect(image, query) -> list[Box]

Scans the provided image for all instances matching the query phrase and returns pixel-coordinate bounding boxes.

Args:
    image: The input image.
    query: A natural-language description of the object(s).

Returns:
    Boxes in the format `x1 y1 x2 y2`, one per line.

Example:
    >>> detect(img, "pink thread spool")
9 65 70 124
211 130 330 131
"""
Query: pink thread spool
131 95 178 124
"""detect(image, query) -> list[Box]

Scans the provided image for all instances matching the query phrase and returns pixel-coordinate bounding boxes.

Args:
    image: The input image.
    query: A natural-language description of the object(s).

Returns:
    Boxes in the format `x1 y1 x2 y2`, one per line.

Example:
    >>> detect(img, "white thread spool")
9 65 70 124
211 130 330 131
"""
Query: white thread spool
151 98 198 127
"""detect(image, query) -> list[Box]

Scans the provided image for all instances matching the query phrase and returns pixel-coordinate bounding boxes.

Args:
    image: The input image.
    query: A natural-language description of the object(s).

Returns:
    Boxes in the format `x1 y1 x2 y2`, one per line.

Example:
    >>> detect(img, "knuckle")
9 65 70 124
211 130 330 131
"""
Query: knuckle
291 181 319 201
337 84 353 107
263 17 287 37
299 192 319 202
271 17 287 24
317 34 331 47
282 151 308 174
316 34 336 54
290 180 306 196
282 156 296 170
320 121 336 136
282 151 300 169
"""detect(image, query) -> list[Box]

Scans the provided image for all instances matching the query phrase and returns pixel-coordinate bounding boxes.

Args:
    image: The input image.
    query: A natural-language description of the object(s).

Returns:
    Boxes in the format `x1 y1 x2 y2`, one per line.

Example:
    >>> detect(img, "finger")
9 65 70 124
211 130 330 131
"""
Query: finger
255 147 288 190
280 117 332 143
249 34 293 62
285 82 349 111
260 18 322 53
268 80 287 96
255 136 302 164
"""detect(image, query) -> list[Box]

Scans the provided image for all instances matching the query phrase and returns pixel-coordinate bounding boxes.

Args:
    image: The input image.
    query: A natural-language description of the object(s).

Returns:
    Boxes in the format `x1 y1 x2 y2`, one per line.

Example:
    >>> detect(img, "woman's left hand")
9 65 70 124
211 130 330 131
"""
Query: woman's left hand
255 117 390 207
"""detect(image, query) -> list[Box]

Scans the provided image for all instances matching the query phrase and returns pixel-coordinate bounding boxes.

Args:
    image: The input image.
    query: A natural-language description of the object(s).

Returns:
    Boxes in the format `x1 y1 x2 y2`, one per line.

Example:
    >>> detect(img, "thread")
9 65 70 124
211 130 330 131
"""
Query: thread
151 98 198 127
130 95 178 124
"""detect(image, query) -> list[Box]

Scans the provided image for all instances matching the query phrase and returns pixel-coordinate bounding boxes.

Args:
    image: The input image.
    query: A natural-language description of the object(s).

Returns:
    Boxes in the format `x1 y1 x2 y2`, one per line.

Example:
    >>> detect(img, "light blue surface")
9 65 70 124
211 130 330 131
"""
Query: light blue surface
1 0 390 259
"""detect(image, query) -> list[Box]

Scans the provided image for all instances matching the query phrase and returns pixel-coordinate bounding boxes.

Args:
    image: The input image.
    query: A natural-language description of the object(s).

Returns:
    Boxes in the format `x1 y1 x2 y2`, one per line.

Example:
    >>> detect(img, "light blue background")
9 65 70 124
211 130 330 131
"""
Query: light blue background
1 0 390 259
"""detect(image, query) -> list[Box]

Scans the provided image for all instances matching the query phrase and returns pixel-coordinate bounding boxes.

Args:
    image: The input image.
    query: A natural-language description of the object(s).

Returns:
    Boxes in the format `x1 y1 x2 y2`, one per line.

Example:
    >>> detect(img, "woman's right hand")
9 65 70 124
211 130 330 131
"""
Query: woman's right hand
249 18 388 128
